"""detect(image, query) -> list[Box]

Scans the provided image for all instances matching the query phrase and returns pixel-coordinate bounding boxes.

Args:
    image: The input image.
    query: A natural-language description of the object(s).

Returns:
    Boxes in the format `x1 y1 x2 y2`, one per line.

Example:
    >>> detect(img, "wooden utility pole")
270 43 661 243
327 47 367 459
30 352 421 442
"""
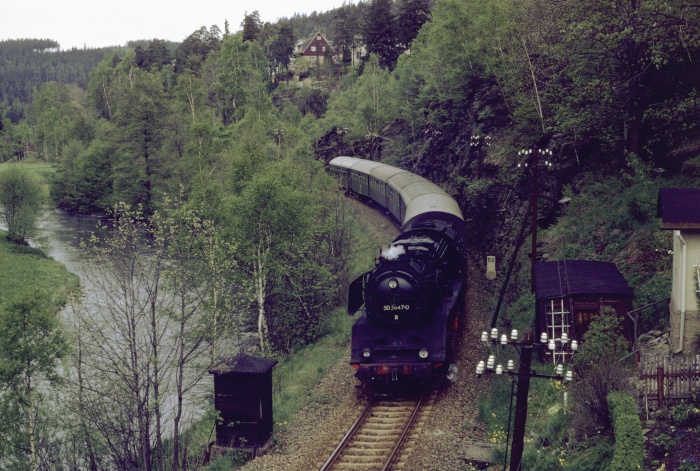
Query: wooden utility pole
510 328 534 471
519 146 551 292
530 148 539 292
478 325 573 471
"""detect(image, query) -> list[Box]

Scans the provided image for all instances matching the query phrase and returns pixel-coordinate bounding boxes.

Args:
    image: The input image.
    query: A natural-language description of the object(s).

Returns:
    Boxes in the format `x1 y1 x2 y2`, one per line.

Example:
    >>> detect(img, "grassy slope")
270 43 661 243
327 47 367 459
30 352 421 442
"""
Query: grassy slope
0 159 79 307
0 231 80 307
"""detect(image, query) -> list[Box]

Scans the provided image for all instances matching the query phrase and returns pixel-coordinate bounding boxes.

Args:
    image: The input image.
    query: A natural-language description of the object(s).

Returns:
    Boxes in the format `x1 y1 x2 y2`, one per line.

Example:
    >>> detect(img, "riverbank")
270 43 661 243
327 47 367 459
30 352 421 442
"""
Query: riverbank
0 228 80 308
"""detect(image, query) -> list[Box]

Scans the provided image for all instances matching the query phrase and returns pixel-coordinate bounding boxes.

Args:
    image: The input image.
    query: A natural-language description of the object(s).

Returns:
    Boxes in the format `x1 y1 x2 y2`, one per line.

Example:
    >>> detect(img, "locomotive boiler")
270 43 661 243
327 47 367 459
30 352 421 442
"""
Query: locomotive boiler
329 157 467 387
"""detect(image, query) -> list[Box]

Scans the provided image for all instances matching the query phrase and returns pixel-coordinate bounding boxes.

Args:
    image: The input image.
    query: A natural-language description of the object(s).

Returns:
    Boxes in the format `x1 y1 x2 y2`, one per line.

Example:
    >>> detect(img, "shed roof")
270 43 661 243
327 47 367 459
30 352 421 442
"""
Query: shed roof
208 354 277 375
534 260 633 300
657 187 700 229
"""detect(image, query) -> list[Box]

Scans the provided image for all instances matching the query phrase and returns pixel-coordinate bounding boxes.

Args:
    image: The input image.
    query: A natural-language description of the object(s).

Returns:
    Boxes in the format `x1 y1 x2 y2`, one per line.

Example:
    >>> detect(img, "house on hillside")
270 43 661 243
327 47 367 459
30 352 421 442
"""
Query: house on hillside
534 260 634 362
295 31 335 66
657 187 700 353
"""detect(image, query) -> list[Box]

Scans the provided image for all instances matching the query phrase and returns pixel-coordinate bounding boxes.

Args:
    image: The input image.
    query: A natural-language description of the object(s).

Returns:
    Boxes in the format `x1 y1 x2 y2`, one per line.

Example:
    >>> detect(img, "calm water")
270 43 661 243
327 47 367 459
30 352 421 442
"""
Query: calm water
38 209 108 273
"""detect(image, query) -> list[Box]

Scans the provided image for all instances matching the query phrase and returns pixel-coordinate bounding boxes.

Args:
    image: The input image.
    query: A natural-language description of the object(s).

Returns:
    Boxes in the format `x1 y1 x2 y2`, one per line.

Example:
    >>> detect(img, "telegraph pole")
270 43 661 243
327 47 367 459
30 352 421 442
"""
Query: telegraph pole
477 327 575 471
517 147 552 292
509 329 533 471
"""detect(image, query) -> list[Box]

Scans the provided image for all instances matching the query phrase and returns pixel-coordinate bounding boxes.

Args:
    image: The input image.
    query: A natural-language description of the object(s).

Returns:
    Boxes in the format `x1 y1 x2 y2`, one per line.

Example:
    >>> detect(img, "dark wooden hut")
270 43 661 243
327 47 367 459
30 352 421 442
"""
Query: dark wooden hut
534 260 634 362
208 354 277 454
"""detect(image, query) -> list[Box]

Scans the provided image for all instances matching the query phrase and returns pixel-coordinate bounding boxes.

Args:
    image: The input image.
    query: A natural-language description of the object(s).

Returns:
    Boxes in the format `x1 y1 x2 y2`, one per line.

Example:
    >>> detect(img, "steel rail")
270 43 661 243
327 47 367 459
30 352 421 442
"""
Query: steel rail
319 397 375 471
379 395 424 471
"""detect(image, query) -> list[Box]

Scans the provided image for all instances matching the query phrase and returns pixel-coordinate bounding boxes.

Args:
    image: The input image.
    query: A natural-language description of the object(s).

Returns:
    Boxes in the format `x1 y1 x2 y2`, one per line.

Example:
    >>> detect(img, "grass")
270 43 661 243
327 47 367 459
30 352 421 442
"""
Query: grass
0 228 79 308
0 159 75 307
271 307 355 424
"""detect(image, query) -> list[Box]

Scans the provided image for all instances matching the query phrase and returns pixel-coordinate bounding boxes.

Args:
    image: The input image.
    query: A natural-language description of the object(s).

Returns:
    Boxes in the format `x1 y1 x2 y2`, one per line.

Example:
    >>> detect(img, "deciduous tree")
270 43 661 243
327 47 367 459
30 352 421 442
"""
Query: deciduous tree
0 293 68 471
0 166 43 245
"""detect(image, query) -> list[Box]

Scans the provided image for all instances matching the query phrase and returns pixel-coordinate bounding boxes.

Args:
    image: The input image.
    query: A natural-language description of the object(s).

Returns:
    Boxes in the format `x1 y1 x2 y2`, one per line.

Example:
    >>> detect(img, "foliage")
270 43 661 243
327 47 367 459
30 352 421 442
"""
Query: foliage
571 308 636 437
111 61 170 215
671 403 700 428
226 153 338 354
606 392 644 470
0 39 121 121
216 34 269 125
560 436 614 471
0 292 68 470
241 11 262 42
174 26 222 75
0 165 43 244
134 39 173 71
50 139 115 213
69 199 240 470
607 391 638 423
362 0 400 70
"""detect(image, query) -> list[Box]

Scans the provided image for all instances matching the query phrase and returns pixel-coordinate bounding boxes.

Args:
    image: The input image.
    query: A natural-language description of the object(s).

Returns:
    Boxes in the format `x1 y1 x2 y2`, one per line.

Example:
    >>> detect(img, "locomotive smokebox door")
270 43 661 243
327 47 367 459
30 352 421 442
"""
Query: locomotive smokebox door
348 272 369 315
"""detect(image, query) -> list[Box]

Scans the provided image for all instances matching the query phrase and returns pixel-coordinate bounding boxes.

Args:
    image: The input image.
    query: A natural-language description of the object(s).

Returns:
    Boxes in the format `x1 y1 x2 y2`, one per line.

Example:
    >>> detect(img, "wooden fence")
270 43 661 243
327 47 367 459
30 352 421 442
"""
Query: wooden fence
638 355 700 410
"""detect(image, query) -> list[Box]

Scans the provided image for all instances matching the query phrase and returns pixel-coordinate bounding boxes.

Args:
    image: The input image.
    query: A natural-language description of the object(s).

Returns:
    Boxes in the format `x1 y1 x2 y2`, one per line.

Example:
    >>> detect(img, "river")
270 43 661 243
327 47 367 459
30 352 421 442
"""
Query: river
38 209 108 273
33 209 215 443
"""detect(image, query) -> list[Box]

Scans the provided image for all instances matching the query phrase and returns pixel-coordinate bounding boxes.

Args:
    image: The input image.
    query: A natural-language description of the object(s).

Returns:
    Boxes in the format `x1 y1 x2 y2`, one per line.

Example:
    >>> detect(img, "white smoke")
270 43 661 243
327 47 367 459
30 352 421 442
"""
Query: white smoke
446 364 458 381
381 244 406 260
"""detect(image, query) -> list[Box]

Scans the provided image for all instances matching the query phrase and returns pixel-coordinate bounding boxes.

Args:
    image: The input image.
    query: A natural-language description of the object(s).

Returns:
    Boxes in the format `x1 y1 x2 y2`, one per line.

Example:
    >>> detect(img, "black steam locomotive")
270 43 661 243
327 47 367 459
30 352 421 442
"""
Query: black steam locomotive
329 157 467 387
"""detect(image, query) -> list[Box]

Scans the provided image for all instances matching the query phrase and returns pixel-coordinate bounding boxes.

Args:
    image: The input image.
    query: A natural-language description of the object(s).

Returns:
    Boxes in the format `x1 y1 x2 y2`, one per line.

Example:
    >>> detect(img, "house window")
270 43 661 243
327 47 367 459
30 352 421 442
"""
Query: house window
317 35 321 40
545 297 571 363
311 46 316 52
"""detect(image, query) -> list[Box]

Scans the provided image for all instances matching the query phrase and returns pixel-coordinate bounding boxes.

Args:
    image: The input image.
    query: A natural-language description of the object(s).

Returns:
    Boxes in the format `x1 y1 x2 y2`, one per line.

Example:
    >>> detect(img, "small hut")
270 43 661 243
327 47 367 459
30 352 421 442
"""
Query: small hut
208 354 277 457
534 260 634 362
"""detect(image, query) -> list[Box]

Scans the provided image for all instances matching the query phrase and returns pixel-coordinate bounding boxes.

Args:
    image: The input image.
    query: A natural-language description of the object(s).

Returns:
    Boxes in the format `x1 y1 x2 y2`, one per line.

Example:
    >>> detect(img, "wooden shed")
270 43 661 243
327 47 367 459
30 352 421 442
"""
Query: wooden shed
208 354 277 453
534 260 634 362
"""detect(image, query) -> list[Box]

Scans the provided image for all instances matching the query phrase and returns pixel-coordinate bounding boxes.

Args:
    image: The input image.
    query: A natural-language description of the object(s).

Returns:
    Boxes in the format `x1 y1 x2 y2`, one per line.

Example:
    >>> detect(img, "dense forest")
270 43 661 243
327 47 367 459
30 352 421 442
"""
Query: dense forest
1 0 699 469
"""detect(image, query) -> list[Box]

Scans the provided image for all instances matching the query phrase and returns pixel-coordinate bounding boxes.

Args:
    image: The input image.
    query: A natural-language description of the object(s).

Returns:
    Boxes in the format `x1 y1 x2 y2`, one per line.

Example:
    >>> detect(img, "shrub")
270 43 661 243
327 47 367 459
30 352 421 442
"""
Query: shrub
650 433 676 455
0 166 43 244
607 392 644 470
607 392 638 422
571 310 636 436
671 403 700 427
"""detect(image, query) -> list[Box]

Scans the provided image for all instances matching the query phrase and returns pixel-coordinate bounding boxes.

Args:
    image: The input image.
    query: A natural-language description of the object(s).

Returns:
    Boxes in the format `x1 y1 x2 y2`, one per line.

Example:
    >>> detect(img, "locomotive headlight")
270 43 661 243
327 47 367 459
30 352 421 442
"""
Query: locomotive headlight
388 278 398 289
418 348 429 359
363 348 371 358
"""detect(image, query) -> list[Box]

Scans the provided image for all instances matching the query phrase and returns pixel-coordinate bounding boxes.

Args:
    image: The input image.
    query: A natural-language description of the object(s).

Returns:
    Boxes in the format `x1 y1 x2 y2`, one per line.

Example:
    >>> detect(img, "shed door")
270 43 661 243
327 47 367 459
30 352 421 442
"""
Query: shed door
545 297 572 364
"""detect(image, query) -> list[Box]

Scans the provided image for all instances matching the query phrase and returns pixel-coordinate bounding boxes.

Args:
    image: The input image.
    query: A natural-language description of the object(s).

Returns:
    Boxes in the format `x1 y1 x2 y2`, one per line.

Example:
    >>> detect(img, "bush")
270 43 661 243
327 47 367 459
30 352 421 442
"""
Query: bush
650 433 676 455
607 392 644 470
0 166 43 244
607 392 638 422
671 403 700 427
562 437 614 470
572 311 636 436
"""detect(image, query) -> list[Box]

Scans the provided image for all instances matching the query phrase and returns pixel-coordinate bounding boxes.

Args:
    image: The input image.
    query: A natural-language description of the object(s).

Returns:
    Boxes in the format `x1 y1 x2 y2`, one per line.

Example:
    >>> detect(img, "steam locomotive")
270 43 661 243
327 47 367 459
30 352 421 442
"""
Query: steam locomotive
329 157 467 388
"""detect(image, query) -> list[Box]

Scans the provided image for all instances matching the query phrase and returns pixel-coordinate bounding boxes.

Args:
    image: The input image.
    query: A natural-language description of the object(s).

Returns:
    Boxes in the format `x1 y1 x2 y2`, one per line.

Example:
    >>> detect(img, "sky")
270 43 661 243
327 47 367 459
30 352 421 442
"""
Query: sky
1 0 350 50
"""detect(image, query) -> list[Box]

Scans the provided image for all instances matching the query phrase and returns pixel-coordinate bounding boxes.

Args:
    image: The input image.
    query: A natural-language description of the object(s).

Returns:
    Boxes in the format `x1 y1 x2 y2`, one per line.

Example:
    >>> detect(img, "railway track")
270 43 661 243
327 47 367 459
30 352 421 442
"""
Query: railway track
320 390 436 471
